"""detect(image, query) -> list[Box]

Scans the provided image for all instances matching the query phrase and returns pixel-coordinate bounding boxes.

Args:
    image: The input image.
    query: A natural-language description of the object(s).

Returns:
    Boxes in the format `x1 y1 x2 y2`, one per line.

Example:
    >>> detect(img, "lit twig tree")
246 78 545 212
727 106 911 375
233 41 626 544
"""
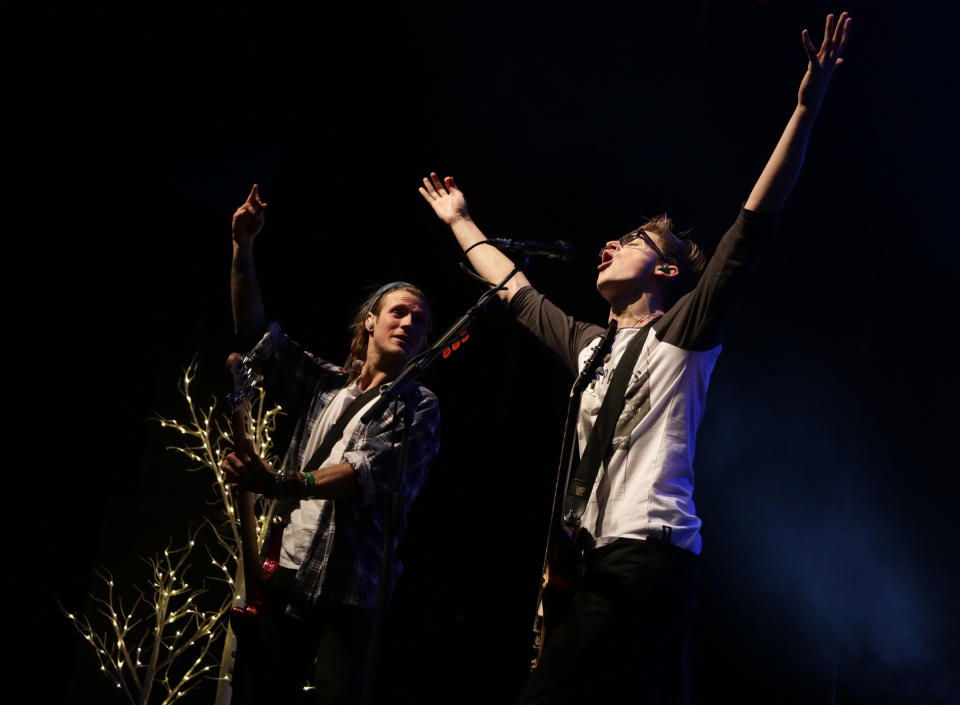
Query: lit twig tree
155 361 284 567
64 360 283 704
62 526 231 704
154 360 284 704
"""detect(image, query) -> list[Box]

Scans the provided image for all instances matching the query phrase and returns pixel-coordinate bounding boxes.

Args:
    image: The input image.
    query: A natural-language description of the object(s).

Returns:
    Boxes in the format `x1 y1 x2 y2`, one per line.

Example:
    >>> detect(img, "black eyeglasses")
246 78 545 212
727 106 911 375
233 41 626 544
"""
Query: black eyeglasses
599 229 667 260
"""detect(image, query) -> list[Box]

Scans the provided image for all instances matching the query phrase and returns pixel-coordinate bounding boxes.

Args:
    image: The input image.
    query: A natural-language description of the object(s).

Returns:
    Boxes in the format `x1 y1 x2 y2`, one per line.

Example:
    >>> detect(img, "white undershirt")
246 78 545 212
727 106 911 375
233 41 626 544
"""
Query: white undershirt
279 383 363 569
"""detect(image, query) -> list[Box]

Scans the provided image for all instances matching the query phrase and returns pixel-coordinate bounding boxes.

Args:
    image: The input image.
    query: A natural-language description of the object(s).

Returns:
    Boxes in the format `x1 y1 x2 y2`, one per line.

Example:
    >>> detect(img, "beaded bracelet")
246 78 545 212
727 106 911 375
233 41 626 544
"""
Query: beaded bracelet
273 470 308 499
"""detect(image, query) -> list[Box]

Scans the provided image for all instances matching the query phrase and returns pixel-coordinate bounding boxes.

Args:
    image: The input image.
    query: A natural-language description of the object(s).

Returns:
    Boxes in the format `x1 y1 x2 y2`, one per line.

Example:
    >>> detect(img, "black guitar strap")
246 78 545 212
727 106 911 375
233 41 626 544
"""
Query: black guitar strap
301 384 383 474
562 322 654 529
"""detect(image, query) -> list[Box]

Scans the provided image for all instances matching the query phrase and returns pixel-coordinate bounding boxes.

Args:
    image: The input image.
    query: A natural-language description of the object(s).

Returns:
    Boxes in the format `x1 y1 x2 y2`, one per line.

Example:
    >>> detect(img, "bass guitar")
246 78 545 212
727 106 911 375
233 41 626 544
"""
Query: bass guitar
226 352 286 629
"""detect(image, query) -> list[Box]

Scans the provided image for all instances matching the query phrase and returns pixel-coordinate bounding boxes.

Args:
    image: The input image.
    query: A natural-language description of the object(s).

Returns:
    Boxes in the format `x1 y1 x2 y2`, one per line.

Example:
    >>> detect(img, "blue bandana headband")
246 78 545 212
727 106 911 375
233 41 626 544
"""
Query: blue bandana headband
363 281 415 320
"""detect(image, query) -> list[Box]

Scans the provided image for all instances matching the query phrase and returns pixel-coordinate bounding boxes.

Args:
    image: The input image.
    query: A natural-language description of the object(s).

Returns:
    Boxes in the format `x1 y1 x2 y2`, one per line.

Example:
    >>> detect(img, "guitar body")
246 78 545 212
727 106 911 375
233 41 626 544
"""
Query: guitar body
531 525 580 666
531 322 617 671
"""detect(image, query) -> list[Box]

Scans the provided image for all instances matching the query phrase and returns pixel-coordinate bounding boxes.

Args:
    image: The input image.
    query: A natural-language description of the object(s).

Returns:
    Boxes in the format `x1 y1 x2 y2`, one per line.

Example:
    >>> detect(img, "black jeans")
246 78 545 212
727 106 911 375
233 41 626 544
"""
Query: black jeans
518 537 700 705
232 568 372 705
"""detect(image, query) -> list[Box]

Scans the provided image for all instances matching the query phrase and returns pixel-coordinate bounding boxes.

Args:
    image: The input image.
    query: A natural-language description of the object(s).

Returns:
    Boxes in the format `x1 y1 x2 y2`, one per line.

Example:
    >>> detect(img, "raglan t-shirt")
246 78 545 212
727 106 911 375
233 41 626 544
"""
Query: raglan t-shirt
508 207 777 554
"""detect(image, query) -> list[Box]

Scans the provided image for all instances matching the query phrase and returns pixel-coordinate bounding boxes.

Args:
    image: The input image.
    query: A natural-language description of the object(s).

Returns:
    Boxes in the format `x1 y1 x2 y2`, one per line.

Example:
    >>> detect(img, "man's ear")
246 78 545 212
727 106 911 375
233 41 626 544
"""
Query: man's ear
655 264 679 279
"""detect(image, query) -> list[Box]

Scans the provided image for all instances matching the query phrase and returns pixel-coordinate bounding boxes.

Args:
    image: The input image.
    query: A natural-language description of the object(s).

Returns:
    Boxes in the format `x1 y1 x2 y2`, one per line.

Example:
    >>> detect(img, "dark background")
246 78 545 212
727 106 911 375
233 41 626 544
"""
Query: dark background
33 1 957 703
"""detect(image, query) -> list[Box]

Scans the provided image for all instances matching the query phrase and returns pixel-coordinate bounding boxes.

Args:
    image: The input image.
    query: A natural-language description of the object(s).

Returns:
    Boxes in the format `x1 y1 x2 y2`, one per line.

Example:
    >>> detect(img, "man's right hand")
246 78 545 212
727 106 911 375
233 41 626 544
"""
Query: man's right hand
232 184 268 247
418 171 531 303
419 172 469 226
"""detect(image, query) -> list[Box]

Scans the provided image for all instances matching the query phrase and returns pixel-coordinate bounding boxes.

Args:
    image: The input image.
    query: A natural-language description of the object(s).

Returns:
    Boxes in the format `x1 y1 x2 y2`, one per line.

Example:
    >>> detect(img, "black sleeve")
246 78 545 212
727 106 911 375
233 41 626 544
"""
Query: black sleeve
508 286 605 376
654 207 777 351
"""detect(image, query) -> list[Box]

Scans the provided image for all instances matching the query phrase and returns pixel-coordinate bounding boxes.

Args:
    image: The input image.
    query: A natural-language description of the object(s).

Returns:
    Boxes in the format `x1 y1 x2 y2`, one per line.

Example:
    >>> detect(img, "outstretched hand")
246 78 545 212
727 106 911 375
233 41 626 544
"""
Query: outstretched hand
232 184 268 247
419 172 469 226
798 12 852 111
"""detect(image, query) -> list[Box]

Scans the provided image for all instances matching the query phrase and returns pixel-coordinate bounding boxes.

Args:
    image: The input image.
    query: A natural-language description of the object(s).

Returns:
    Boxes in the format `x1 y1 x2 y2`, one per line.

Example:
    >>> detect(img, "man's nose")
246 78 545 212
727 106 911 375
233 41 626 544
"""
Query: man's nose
599 240 620 258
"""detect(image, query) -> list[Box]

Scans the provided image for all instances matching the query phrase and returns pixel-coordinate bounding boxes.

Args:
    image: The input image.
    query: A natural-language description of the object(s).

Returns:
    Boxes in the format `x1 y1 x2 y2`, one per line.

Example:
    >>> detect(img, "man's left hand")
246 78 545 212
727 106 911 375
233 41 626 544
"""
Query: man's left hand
798 12 852 111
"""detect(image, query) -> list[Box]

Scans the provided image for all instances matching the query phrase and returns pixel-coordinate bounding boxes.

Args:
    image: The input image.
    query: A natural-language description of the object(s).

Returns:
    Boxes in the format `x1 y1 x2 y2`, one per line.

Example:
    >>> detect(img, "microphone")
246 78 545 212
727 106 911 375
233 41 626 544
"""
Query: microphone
488 238 575 262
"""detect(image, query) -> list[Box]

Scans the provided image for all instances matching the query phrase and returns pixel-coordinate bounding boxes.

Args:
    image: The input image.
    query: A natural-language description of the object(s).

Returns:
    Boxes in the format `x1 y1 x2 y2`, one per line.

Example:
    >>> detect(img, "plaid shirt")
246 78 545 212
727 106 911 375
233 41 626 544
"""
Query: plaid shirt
249 323 441 614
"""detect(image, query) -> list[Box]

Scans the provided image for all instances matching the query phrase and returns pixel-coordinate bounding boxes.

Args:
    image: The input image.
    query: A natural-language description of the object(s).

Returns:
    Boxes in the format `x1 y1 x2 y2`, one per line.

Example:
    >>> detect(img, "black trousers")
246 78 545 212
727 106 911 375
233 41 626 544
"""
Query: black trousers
232 568 371 705
518 537 700 705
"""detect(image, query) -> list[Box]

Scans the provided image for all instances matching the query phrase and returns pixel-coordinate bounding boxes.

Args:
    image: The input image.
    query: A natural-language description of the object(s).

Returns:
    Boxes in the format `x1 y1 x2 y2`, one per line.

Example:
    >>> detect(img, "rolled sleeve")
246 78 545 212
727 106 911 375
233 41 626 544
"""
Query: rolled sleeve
342 389 441 508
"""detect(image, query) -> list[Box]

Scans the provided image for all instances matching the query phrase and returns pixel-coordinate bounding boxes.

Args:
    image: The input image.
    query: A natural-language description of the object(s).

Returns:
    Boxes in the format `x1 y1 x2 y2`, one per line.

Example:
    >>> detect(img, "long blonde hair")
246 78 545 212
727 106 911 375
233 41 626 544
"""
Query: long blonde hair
345 283 430 377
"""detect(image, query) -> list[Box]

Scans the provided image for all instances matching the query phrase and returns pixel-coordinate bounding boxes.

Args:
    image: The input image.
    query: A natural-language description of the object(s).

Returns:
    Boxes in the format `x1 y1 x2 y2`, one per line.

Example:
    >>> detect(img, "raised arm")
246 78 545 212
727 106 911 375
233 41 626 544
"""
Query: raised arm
231 184 268 338
745 12 852 214
419 173 530 303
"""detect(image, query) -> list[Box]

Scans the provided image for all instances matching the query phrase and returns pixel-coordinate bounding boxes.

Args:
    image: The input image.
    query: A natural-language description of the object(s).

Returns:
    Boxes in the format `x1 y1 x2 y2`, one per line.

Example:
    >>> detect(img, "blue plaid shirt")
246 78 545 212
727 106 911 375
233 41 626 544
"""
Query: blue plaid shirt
249 323 441 614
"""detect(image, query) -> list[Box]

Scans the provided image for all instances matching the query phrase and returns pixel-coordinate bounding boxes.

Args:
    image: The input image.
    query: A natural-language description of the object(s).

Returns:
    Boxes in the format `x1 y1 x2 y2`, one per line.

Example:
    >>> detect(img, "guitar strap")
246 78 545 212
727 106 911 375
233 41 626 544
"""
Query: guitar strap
301 384 383 475
561 322 654 529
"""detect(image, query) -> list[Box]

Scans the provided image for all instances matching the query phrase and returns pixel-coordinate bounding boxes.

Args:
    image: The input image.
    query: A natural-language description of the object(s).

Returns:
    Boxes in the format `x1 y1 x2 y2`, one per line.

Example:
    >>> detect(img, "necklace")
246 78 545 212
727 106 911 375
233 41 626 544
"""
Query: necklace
615 310 664 329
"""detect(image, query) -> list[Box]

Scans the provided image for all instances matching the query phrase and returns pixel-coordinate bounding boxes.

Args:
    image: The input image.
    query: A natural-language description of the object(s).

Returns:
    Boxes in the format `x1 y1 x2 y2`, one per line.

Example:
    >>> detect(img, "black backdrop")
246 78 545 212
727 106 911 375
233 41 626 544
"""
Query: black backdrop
35 2 957 703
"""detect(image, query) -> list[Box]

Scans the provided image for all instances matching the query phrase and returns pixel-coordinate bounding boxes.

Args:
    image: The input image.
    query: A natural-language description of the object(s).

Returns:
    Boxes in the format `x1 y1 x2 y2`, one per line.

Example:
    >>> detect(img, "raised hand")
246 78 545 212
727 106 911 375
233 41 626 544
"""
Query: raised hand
419 172 469 226
798 12 852 111
232 184 268 247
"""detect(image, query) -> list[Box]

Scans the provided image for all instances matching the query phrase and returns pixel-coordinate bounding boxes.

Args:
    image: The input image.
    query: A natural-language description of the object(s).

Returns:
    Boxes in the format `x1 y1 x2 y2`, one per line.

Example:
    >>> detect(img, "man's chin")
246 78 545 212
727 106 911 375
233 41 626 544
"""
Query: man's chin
596 277 637 306
596 275 615 299
385 343 418 366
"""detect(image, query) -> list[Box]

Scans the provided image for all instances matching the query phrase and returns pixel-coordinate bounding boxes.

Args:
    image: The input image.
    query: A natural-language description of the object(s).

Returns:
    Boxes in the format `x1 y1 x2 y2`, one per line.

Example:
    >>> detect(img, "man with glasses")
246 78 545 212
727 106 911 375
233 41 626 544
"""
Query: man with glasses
420 12 850 703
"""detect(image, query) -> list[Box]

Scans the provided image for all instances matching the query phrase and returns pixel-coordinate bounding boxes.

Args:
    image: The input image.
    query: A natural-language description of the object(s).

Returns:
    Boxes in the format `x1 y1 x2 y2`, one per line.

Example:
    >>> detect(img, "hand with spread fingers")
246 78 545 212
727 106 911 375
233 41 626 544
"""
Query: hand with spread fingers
744 11 853 214
232 184 268 247
798 12 852 112
221 440 278 497
419 172 470 226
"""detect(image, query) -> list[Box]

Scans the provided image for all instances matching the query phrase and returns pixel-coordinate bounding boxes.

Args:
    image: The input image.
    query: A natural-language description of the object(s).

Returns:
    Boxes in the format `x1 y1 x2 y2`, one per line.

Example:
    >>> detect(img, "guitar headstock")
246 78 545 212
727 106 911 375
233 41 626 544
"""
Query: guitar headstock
226 352 263 412
574 320 618 395
597 320 617 356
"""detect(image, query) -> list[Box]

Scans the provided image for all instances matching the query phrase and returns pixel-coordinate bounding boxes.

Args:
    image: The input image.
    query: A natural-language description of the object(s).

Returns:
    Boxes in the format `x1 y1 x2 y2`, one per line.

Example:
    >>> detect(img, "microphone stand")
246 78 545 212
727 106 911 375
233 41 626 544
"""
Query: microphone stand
360 258 528 426
360 260 528 705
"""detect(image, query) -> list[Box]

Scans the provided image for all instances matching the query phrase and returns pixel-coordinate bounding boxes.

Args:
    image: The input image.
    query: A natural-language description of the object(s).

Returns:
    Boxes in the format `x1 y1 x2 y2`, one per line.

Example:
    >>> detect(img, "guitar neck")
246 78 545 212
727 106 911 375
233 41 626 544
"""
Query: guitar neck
228 357 266 600
531 321 618 670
